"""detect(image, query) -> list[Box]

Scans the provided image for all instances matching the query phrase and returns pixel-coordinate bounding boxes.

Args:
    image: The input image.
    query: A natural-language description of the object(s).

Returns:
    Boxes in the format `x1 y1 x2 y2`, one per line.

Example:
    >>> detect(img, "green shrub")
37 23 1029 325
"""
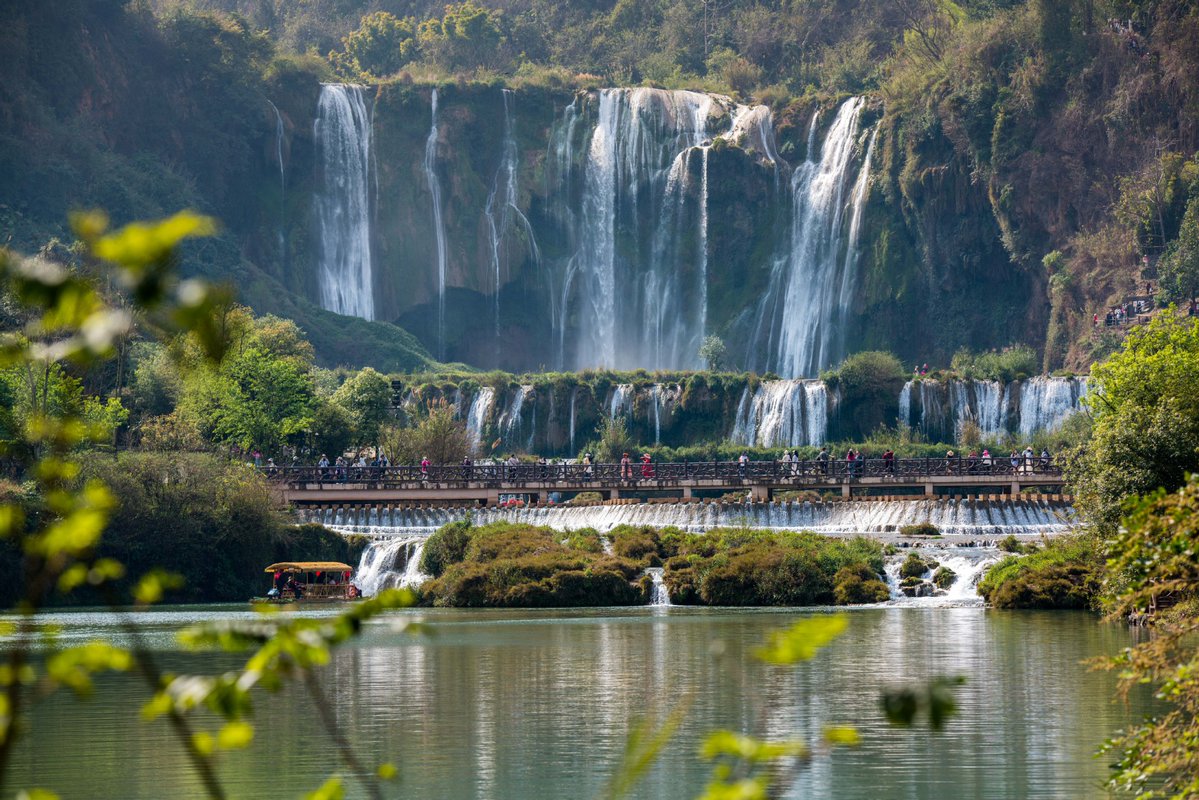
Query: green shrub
932 566 957 589
900 523 941 537
610 525 661 562
834 563 891 604
899 552 931 579
977 537 1100 609
419 518 473 576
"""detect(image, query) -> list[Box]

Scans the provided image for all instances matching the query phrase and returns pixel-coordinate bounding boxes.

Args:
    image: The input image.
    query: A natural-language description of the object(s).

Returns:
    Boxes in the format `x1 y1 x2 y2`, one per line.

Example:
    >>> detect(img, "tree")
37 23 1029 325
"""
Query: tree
330 11 417 79
379 401 470 464
417 1 506 72
1160 196 1199 302
699 335 727 372
310 399 355 459
212 346 314 455
1100 477 1199 799
1067 313 1199 534
331 367 393 449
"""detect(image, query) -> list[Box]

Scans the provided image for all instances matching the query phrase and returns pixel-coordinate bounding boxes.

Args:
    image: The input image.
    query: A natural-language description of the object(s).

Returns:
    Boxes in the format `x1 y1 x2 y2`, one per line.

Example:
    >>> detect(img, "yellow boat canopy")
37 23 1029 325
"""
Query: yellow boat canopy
265 562 354 574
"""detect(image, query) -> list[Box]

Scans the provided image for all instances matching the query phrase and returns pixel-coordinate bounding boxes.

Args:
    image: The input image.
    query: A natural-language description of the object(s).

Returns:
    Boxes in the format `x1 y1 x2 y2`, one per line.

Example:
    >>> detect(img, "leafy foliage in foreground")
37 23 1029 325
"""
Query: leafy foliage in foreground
1099 477 1199 800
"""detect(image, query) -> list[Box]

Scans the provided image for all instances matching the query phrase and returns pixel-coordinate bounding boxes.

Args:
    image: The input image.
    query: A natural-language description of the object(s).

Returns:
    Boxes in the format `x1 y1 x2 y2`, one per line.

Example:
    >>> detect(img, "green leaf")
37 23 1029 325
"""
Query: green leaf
377 763 398 781
823 726 861 746
754 615 847 664
16 789 61 800
305 777 345 800
217 720 254 750
92 212 216 270
191 731 215 756
134 570 184 605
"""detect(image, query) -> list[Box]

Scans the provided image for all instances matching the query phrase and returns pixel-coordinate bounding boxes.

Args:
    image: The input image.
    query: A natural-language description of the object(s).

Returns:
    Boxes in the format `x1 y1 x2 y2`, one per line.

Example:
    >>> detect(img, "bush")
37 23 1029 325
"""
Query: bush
977 537 1100 609
900 523 940 537
834 563 891 604
610 525 661 562
419 518 473 576
932 566 957 589
899 552 931 579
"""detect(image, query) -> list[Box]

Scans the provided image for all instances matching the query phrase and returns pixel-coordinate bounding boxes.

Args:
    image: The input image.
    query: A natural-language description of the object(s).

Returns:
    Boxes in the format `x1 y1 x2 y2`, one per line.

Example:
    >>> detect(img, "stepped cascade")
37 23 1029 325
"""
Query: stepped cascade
311 497 1074 538
313 84 374 320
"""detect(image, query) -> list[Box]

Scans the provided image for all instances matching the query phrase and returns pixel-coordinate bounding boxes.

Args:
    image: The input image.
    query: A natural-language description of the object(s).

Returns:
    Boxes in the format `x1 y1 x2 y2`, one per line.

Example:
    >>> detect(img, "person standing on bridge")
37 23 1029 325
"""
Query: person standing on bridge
621 453 633 480
583 452 594 478
882 449 894 474
641 453 654 479
1040 448 1050 471
738 452 749 479
817 446 830 475
462 455 473 480
421 456 430 480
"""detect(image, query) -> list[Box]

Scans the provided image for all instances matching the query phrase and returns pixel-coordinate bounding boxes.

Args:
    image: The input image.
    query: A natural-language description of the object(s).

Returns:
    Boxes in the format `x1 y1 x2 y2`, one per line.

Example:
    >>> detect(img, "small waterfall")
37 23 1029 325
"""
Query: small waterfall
1017 377 1089 438
731 380 829 447
314 84 374 320
353 536 429 596
485 89 540 350
898 381 913 428
609 383 633 419
645 567 671 606
466 387 496 453
883 547 1003 606
500 385 533 446
651 384 664 445
569 386 578 454
425 88 448 360
772 97 874 377
267 99 285 194
973 381 1009 440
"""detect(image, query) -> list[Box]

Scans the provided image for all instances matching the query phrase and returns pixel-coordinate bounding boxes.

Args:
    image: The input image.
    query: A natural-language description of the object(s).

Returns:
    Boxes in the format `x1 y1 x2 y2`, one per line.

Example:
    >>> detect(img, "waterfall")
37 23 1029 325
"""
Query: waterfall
569 386 578 455
314 497 1077 538
425 88 448 360
773 97 874 377
353 536 429 596
572 89 756 370
500 385 533 446
904 377 1087 443
314 84 374 320
609 383 633 418
1017 377 1089 438
883 547 1003 606
645 567 671 606
651 384 663 445
267 99 285 194
466 387 496 453
485 89 540 349
731 380 829 447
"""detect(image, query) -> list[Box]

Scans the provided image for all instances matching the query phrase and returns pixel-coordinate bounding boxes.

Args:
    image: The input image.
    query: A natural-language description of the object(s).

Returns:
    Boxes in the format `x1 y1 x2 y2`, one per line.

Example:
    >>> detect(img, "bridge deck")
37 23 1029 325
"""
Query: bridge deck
271 458 1066 505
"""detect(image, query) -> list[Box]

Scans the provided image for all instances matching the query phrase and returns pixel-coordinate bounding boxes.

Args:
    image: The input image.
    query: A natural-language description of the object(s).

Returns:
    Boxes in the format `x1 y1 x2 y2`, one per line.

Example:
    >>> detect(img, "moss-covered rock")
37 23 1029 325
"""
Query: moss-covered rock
834 563 891 604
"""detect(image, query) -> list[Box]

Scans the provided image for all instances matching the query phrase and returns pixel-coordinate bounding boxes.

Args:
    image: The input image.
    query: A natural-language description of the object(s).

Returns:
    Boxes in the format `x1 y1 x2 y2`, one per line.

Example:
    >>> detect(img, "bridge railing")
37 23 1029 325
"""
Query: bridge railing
265 457 1062 487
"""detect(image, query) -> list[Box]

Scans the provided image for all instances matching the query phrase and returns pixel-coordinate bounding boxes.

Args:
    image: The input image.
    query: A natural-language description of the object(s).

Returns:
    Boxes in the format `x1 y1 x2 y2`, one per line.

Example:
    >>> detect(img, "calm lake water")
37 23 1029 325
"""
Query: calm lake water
8 605 1147 799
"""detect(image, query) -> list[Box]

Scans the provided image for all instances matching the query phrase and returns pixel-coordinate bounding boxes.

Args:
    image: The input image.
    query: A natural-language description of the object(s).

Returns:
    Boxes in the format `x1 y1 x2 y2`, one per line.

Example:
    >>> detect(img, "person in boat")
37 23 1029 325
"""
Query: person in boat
285 577 303 599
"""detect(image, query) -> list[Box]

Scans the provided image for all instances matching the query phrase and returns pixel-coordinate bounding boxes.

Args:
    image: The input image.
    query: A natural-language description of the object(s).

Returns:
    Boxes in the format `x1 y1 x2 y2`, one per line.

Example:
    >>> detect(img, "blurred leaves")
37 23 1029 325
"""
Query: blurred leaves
881 676 966 731
754 614 847 664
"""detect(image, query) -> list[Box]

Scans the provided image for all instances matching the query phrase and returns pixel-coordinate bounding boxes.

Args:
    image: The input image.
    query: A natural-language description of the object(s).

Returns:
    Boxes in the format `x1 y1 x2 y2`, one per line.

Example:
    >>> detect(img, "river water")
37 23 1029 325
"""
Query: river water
8 605 1146 799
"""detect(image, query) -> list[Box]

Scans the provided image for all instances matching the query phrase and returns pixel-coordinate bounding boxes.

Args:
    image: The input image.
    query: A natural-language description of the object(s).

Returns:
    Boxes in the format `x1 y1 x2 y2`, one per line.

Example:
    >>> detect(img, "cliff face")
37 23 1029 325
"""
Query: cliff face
7 2 1195 376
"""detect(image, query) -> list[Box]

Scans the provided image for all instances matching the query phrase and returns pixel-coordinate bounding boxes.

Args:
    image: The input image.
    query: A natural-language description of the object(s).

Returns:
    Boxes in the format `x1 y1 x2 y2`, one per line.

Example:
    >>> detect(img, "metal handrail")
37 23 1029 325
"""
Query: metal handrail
263 456 1061 487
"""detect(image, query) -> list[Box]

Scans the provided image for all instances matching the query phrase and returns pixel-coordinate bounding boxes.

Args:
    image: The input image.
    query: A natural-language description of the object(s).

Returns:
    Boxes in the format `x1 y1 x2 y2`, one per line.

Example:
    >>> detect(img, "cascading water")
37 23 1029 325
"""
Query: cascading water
569 386 578 454
768 97 876 377
313 497 1075 538
267 99 285 195
905 377 1087 442
609 383 633 418
1018 377 1089 438
466 387 496 452
314 84 374 320
485 89 540 349
569 89 774 370
353 536 429 596
884 547 1003 606
500 385 533 446
731 380 829 447
425 88 448 360
645 567 671 606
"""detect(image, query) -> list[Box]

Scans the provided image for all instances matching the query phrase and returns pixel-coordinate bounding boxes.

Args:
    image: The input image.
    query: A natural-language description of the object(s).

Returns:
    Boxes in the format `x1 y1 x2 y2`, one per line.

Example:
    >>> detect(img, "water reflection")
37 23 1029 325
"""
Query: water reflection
8 606 1145 799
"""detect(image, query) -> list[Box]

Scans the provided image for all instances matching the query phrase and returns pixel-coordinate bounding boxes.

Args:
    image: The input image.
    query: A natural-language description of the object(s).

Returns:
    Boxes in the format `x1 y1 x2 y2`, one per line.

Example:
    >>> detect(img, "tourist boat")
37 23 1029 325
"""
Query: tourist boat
254 561 360 603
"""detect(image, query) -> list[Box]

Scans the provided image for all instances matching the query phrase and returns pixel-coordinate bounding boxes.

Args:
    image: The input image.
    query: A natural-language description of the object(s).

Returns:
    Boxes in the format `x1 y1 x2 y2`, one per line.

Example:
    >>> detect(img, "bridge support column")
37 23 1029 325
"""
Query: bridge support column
682 487 693 500
751 485 769 502
841 483 851 498
1010 481 1020 496
609 489 620 500
923 483 934 497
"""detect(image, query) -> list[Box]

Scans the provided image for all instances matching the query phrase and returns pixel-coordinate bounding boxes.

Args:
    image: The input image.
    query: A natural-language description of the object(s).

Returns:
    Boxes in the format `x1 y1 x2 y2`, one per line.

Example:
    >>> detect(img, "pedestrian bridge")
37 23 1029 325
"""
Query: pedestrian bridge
270 458 1068 507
